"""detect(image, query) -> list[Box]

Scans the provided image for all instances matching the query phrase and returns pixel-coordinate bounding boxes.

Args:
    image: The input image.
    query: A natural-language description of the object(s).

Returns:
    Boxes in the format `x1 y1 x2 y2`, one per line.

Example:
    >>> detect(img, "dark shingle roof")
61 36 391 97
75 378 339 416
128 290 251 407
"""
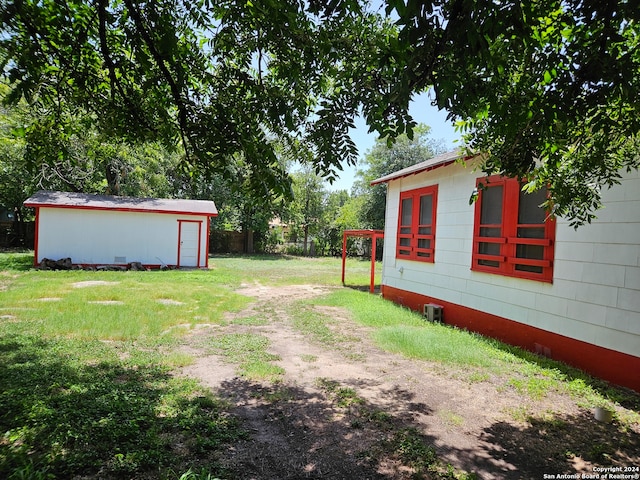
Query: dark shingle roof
370 149 468 185
24 191 218 216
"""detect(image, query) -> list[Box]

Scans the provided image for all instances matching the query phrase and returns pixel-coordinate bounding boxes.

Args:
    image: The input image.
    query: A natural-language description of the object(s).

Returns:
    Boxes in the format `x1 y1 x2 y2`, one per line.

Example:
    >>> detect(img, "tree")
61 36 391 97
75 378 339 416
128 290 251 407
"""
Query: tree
354 124 446 229
0 1 407 201
0 88 288 252
287 166 327 255
0 104 31 245
385 0 640 225
315 189 361 256
3 1 640 225
213 154 288 253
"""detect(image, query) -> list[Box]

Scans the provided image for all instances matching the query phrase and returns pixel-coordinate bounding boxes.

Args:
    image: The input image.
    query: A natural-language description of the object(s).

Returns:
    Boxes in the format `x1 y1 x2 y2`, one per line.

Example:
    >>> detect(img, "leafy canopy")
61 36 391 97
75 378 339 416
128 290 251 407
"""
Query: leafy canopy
2 1 640 224
386 0 640 225
0 0 407 199
354 124 446 229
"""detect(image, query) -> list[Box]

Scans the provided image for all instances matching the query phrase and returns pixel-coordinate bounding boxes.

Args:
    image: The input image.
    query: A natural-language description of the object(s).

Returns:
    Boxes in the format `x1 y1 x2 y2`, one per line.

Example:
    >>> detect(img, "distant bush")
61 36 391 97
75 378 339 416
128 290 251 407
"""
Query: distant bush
283 244 304 256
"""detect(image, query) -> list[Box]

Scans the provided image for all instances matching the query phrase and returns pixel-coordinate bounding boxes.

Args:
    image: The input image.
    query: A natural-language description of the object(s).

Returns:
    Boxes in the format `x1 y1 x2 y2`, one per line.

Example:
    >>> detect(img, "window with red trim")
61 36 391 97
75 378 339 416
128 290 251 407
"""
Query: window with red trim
397 185 438 262
472 176 555 282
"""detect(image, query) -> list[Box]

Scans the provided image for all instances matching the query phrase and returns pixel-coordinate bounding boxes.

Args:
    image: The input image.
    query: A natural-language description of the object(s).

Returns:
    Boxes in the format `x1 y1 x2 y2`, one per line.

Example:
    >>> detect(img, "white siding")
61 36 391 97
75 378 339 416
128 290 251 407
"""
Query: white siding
381 162 640 358
36 208 209 267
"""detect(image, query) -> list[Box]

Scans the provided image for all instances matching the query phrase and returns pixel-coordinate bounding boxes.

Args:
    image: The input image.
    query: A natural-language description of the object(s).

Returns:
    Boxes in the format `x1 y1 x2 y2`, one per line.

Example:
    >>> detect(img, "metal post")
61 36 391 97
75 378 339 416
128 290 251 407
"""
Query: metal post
370 234 377 293
341 230 347 284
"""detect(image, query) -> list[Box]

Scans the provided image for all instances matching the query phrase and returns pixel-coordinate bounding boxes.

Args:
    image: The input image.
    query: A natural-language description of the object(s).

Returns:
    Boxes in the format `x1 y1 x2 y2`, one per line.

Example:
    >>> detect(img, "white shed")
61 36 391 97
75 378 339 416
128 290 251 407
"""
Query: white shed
373 150 640 392
24 191 218 269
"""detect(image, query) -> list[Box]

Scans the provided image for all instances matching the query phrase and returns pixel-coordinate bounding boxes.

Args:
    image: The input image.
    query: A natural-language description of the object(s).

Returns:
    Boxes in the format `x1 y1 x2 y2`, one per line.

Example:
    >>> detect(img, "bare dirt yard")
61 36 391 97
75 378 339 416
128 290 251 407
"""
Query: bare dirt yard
180 283 640 480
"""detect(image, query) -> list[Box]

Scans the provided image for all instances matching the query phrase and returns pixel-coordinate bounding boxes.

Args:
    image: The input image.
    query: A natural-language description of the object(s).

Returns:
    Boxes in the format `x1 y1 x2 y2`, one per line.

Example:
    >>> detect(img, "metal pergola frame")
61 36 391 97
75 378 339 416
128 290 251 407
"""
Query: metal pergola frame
341 229 384 293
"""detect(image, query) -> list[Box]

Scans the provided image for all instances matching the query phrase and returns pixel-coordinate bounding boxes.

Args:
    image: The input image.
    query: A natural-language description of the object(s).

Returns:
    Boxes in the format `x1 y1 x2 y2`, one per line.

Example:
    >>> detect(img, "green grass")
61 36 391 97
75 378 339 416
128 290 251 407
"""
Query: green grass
1 269 250 341
314 288 426 328
209 254 378 288
315 290 500 368
0 254 261 479
0 334 245 479
209 333 284 381
0 250 33 271
315 289 640 418
290 303 353 346
1 251 638 479
374 325 497 368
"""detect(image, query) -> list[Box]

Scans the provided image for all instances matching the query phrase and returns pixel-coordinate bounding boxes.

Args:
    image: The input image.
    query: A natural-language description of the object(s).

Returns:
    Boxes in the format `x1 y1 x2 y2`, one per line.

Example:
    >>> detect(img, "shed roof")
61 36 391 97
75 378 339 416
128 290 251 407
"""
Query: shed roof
24 190 218 216
370 149 470 185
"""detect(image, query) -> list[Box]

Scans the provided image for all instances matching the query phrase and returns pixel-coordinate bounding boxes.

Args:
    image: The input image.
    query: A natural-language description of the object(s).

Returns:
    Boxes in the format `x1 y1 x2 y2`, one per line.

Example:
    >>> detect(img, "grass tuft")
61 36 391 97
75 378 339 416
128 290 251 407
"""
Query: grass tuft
210 333 283 381
373 325 497 368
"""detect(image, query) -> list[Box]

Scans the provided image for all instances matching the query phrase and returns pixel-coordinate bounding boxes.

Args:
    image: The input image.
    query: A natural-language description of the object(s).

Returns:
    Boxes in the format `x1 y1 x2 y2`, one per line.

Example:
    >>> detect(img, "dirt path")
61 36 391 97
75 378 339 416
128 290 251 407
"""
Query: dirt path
180 284 639 480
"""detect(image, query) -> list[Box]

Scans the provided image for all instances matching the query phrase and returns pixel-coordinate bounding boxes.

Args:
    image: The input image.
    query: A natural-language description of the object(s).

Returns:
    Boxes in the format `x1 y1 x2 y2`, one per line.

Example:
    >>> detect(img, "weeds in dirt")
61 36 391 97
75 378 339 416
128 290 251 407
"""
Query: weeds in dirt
177 469 221 480
438 409 465 427
290 304 354 346
466 370 491 383
316 289 640 429
392 427 437 470
390 427 479 480
316 378 476 479
163 351 197 368
174 469 222 480
505 404 534 423
209 333 284 381
252 385 295 402
507 375 557 400
231 313 271 326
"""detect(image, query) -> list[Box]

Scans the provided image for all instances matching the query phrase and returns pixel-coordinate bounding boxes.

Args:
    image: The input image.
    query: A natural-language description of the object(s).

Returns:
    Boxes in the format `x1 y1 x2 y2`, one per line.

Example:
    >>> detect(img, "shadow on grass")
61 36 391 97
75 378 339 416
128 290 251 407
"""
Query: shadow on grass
210 253 297 261
0 334 244 479
481 410 640 477
208 375 640 480
343 283 382 294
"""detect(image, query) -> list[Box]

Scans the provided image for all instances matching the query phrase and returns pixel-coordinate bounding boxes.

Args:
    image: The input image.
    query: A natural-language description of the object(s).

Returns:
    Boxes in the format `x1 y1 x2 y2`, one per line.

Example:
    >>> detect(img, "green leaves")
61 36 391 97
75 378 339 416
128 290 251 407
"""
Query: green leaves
3 0 639 223
1 0 402 199
388 0 640 225
354 123 446 229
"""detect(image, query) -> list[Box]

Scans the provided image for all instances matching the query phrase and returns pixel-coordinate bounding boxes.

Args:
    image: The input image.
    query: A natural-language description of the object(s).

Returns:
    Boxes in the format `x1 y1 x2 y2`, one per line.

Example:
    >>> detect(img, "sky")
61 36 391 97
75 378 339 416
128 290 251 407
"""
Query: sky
329 90 462 192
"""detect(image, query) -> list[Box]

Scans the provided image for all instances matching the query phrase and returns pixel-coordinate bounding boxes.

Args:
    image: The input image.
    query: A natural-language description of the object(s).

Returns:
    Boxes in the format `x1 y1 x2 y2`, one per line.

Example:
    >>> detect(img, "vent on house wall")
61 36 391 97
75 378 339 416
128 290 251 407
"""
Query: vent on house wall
423 303 443 323
114 256 126 264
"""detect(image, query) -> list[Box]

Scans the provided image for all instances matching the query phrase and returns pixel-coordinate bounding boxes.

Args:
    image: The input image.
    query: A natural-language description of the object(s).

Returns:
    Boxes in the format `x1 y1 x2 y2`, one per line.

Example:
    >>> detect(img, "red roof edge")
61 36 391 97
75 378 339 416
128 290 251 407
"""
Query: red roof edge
370 149 476 186
370 160 457 186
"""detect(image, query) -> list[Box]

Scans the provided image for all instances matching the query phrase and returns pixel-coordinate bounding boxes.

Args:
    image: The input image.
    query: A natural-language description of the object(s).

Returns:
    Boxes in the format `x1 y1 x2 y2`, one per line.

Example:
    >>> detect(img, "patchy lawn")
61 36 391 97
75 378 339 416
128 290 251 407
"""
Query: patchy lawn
1 253 638 479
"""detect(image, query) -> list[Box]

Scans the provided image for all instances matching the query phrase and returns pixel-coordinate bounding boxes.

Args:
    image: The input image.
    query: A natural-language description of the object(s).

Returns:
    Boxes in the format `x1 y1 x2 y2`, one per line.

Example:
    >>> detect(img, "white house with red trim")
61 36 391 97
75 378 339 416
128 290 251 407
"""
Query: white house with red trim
24 191 218 269
372 150 640 391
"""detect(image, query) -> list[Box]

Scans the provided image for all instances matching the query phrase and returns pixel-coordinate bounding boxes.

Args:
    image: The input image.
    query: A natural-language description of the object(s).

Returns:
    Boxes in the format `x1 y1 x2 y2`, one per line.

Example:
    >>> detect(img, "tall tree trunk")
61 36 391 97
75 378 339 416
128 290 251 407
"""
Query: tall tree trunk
105 162 121 195
10 206 24 247
303 224 308 256
246 229 254 254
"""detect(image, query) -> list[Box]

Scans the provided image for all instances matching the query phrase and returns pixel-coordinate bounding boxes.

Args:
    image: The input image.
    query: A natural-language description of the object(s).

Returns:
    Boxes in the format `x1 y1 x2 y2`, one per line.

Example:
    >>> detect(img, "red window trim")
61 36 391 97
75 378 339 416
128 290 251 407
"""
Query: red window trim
396 185 438 263
471 175 555 282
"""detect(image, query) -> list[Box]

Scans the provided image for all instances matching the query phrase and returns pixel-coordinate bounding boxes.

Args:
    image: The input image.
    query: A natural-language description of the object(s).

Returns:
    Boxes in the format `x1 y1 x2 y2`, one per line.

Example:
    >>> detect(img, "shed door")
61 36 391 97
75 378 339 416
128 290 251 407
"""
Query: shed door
177 220 202 267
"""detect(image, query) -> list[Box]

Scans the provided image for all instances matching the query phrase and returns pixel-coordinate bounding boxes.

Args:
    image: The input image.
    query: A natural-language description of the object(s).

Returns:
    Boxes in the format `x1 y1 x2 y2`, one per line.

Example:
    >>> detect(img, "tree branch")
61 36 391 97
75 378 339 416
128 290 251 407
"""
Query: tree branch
121 0 192 159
